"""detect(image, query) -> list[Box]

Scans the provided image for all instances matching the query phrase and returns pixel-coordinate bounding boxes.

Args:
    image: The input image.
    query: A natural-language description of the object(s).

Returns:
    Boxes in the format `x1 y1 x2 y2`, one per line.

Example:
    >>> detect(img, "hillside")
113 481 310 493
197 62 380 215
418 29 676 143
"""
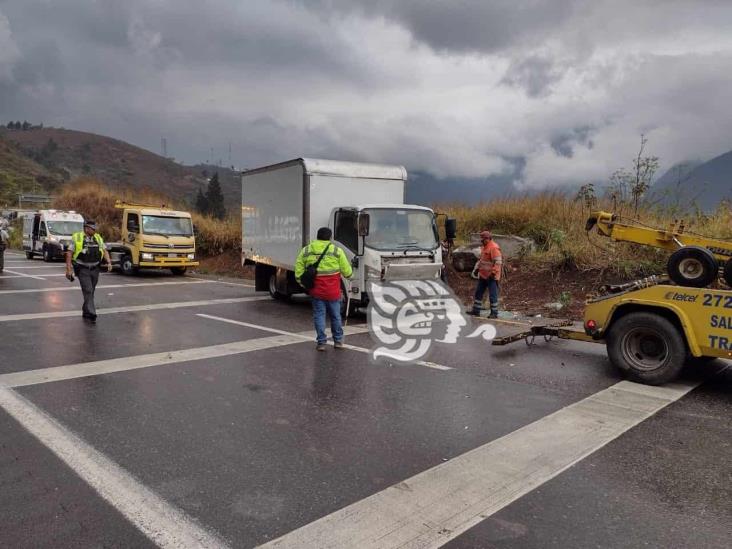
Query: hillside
0 127 240 209
653 153 732 210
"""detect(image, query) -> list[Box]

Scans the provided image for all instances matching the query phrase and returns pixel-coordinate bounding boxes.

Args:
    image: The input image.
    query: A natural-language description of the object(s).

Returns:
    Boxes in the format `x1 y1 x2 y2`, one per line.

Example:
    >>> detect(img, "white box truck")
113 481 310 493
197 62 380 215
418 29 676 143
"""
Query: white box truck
242 158 456 310
23 210 85 261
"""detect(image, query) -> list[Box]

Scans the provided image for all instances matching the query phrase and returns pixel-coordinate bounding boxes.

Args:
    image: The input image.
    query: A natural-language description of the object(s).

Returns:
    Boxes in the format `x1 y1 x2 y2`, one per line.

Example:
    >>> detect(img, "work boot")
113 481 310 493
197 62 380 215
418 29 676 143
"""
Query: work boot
488 311 499 319
466 309 481 317
334 341 344 349
316 344 327 352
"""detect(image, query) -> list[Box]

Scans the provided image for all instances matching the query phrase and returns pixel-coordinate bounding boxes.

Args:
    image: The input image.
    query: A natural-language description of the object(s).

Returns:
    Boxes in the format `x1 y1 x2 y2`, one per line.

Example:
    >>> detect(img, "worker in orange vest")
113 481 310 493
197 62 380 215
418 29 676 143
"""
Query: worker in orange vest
468 230 502 318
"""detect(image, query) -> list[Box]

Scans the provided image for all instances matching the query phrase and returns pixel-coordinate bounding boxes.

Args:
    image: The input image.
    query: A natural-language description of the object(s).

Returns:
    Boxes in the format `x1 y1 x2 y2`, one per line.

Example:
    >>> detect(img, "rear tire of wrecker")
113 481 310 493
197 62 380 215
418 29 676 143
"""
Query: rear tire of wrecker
606 312 686 385
170 267 187 276
667 246 718 288
121 255 137 276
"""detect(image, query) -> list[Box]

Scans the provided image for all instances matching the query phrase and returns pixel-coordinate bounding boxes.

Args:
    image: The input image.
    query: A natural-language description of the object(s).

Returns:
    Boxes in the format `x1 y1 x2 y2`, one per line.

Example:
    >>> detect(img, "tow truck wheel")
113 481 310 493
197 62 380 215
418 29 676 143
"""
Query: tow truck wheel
607 312 686 385
667 246 718 288
25 251 33 260
42 246 52 262
121 255 137 276
723 260 732 288
170 267 187 275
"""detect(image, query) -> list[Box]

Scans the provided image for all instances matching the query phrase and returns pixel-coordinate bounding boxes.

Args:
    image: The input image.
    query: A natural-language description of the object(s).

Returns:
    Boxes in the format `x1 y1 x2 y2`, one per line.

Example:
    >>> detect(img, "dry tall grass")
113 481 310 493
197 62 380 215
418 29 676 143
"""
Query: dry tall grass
52 178 240 256
440 193 732 277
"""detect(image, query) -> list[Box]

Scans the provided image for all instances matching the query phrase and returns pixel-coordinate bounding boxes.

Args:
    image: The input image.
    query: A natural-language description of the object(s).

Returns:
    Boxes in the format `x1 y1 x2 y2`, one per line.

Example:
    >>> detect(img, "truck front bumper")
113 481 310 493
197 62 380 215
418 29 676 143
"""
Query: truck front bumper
139 259 200 268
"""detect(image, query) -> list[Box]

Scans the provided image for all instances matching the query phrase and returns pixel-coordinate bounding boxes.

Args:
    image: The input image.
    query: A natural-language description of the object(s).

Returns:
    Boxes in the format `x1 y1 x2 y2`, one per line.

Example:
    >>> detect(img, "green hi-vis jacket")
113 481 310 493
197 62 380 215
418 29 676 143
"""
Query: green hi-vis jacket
294 239 352 300
71 231 105 262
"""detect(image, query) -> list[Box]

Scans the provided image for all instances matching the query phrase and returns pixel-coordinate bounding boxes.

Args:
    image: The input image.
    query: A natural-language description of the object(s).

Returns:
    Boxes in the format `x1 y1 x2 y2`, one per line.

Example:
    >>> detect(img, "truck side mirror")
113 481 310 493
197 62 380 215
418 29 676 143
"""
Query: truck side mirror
445 218 457 240
358 213 370 237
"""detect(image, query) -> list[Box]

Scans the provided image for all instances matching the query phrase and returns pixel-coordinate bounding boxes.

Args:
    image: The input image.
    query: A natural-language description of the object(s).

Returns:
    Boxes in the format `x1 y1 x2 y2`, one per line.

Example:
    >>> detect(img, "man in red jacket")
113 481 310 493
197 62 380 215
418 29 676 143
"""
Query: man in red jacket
295 227 353 351
468 230 502 318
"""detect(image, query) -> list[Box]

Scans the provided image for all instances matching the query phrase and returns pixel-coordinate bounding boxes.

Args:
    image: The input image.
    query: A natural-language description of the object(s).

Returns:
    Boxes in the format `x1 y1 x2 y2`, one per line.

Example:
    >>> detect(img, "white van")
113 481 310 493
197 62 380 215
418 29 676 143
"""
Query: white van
23 210 85 261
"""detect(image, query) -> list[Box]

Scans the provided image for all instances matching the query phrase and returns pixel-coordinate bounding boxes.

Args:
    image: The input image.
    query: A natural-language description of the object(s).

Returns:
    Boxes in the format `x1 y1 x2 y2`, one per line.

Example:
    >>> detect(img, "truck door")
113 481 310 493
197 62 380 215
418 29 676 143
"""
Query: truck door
37 221 48 252
32 215 41 252
124 212 140 245
333 209 358 254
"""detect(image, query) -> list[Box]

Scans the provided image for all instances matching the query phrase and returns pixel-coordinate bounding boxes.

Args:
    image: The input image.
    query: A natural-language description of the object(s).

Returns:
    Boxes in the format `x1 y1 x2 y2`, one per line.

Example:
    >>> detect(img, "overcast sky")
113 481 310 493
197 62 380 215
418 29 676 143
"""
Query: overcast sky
1 0 732 189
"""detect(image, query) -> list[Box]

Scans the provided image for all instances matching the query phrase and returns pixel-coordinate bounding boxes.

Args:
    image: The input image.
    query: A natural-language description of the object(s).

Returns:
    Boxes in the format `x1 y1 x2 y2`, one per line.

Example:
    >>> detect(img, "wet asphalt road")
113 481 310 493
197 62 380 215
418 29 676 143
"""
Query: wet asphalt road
1 250 730 548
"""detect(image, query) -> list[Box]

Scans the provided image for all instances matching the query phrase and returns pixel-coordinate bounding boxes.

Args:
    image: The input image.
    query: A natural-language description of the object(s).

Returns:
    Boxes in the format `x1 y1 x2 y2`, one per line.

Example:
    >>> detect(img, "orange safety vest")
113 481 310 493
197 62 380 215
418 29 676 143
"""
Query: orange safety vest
477 239 502 280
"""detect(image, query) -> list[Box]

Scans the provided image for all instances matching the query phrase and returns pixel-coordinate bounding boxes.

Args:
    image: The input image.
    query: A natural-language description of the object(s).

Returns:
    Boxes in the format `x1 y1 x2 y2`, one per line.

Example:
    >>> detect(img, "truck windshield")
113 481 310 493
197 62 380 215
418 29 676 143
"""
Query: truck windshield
141 215 193 237
46 221 83 236
364 208 438 251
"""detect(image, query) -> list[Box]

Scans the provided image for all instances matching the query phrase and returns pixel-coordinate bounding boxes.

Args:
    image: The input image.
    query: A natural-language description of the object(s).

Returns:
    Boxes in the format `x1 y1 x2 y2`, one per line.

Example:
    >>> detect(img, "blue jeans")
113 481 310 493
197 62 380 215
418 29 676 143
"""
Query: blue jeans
472 276 499 314
312 298 344 345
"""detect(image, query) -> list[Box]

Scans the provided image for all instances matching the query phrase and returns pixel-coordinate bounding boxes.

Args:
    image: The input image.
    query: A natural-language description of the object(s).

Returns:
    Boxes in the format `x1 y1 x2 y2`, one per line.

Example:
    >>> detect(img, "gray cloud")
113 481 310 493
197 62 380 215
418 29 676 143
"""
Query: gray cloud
1 0 732 189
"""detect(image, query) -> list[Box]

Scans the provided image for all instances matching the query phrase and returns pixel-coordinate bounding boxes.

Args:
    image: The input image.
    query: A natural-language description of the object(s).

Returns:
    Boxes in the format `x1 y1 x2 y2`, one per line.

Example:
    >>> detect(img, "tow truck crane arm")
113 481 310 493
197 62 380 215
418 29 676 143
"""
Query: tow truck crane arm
586 210 732 288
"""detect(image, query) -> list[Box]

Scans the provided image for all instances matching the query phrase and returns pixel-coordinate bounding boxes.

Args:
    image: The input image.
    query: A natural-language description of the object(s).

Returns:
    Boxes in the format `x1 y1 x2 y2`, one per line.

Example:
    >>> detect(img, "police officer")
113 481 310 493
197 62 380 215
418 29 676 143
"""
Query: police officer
65 220 112 322
294 227 353 351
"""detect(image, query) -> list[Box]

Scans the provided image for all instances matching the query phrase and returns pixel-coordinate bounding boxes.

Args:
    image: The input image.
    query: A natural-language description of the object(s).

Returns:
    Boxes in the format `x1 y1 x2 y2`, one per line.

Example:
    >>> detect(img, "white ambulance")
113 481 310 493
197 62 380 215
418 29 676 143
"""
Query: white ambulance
23 210 85 261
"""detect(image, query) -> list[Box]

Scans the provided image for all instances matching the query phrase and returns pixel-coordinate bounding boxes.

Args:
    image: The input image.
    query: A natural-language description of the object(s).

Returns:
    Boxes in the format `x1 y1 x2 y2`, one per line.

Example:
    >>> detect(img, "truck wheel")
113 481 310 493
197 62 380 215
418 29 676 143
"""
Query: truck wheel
121 255 137 276
723 260 732 288
170 267 187 276
268 273 286 300
25 251 34 260
42 246 52 262
667 246 718 288
606 312 686 385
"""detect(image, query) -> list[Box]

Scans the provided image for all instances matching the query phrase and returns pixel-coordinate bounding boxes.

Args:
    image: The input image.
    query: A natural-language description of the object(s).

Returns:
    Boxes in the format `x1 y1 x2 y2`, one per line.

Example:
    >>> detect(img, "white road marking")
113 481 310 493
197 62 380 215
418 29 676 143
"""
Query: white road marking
0 296 268 322
0 334 307 387
188 276 255 288
0 265 66 269
0 387 229 548
196 313 452 371
1 269 47 280
0 273 69 278
260 379 705 549
0 279 211 295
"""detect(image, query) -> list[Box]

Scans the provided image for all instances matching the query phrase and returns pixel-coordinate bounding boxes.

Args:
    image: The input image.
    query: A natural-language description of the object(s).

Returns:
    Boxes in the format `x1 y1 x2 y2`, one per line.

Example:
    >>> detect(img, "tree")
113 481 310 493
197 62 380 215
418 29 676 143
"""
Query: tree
6 121 12 129
205 173 225 219
13 121 21 130
22 120 30 130
605 134 659 215
195 186 209 214
574 183 596 211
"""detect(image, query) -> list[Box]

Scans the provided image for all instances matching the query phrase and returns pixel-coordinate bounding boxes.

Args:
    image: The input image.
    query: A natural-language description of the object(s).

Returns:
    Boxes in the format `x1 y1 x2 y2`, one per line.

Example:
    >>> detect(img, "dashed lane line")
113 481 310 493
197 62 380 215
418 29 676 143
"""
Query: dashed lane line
1 268 46 280
0 265 67 269
0 279 212 295
260 378 710 549
196 313 452 371
0 273 68 278
0 333 307 387
0 387 229 548
188 276 255 288
0 296 268 323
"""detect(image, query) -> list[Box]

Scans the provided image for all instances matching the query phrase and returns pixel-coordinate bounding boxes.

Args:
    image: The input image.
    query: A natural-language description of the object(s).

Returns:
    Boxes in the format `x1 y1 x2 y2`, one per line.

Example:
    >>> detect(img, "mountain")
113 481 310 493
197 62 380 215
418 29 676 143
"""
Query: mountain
406 171 522 206
652 153 732 210
0 127 240 209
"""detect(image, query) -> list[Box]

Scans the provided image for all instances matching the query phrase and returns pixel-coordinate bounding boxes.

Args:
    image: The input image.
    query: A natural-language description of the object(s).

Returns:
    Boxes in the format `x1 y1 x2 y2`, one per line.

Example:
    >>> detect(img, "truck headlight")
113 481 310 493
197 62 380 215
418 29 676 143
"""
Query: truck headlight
187 253 195 260
141 252 154 260
48 236 58 243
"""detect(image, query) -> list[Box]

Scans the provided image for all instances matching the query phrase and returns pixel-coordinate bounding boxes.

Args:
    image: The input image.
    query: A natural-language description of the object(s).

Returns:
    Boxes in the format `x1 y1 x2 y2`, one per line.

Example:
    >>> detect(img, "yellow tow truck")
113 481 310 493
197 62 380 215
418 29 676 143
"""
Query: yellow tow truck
106 201 199 275
586 210 732 287
494 275 732 385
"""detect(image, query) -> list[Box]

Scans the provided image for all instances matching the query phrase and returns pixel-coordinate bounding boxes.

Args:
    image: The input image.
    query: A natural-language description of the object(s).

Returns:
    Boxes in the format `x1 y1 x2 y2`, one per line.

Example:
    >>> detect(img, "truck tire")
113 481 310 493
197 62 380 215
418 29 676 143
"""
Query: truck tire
268 273 287 300
723 260 732 288
667 246 718 288
121 255 137 276
170 267 187 276
606 312 686 385
42 246 52 262
26 251 34 260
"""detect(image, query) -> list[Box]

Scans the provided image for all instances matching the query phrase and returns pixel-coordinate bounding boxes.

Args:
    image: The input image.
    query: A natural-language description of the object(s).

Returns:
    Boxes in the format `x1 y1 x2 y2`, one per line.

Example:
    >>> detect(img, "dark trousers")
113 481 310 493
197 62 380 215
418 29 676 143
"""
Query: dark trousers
472 276 499 315
75 265 100 318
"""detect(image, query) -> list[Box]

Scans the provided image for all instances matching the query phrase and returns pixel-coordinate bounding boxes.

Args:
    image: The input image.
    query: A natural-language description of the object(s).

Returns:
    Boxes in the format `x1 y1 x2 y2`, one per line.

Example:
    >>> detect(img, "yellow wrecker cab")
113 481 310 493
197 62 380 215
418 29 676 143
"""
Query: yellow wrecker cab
107 201 199 276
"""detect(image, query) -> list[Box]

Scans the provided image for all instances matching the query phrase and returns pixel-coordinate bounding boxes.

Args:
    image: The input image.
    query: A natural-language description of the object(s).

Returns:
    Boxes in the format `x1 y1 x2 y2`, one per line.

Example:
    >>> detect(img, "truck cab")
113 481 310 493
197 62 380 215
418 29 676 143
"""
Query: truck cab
106 201 199 275
330 204 445 304
22 210 84 262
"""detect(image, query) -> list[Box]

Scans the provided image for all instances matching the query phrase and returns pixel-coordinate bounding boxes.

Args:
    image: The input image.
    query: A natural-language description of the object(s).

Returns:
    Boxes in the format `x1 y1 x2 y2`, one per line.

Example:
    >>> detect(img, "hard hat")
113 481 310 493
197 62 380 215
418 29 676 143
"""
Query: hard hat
480 230 492 239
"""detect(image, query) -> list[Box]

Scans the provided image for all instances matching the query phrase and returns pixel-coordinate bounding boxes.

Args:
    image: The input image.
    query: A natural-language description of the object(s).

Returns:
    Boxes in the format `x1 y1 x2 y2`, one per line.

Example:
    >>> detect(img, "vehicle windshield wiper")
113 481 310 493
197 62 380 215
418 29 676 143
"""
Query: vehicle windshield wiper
396 244 435 253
